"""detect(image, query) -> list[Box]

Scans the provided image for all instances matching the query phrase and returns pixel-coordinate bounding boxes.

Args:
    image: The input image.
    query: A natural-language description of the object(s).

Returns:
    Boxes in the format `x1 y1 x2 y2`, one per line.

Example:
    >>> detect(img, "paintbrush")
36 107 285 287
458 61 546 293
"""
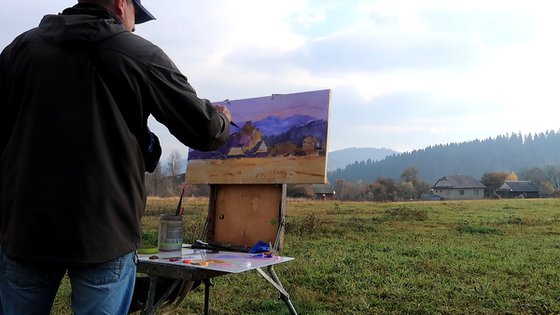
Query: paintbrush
222 98 239 129
175 186 185 216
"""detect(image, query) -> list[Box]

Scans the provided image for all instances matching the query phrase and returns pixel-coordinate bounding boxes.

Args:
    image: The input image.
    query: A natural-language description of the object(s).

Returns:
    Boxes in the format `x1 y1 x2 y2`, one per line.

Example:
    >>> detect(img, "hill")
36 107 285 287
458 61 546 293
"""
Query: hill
328 131 560 183
327 147 398 171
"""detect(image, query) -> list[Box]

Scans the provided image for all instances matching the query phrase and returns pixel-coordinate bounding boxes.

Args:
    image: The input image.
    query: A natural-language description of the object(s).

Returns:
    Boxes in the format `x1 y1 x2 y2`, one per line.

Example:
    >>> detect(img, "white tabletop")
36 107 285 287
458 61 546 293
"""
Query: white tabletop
137 247 294 274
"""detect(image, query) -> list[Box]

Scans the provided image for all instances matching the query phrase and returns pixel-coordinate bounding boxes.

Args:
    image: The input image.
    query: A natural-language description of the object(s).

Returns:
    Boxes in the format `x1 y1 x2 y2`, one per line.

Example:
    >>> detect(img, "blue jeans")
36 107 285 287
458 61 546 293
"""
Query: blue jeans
0 246 136 315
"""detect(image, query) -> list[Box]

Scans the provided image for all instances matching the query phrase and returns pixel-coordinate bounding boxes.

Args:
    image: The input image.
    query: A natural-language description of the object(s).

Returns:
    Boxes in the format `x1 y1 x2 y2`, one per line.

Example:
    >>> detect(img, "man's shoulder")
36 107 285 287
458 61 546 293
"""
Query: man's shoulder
100 32 169 65
100 31 156 51
1 28 39 58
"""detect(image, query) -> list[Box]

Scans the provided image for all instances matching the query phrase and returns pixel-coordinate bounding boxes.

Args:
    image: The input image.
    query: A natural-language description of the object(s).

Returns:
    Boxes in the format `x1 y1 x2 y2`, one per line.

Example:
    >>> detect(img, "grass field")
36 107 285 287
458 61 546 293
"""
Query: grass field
52 198 560 314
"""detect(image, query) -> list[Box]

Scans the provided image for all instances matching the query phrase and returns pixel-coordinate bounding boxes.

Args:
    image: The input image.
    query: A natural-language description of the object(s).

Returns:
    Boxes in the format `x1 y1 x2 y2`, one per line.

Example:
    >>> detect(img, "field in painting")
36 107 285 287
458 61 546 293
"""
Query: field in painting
186 155 327 184
51 198 560 314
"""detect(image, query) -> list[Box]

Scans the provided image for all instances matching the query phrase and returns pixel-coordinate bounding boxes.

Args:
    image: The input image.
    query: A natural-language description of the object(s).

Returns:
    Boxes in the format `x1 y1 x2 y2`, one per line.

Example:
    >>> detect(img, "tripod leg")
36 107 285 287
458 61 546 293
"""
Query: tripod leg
203 279 213 315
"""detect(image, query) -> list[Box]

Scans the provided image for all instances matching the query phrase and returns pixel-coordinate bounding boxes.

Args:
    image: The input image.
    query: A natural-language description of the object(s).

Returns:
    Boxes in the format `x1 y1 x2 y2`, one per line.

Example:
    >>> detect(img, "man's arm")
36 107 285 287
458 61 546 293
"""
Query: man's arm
146 61 231 151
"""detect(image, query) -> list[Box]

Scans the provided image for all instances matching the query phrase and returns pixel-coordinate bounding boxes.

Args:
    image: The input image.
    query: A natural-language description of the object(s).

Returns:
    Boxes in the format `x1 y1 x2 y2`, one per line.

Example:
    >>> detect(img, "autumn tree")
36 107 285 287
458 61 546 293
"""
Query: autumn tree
397 181 416 200
400 166 419 184
302 136 320 155
368 177 398 202
398 166 431 199
480 172 518 196
239 122 263 154
337 181 366 201
270 141 297 156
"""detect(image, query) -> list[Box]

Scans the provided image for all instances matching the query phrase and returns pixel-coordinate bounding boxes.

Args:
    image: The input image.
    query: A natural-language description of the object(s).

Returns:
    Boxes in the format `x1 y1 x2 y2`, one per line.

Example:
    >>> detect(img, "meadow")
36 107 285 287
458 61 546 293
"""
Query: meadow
52 198 560 314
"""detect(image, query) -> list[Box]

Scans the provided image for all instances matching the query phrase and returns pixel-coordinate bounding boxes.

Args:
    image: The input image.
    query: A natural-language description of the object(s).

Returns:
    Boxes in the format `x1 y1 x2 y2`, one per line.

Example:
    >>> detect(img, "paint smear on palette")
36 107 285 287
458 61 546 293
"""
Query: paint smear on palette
213 255 244 260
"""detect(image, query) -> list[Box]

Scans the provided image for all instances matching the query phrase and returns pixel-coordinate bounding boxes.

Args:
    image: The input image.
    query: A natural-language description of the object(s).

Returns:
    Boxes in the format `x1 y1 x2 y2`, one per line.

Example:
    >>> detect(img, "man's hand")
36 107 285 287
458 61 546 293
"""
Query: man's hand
214 104 232 123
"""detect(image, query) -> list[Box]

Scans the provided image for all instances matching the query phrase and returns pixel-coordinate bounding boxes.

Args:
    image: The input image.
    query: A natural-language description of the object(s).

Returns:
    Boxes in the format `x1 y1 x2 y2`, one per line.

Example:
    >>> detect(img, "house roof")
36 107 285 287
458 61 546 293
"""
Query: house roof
498 181 539 192
311 184 335 194
433 175 485 189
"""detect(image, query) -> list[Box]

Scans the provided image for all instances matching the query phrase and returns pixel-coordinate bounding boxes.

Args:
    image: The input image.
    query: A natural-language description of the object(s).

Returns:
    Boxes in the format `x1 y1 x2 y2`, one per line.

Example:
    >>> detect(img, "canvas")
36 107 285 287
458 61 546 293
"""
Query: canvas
186 89 331 184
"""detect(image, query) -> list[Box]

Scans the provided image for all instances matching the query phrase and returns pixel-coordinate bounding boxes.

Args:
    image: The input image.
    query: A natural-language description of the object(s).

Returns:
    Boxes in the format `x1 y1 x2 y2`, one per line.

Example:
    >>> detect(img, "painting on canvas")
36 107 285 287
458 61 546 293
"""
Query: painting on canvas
186 89 331 184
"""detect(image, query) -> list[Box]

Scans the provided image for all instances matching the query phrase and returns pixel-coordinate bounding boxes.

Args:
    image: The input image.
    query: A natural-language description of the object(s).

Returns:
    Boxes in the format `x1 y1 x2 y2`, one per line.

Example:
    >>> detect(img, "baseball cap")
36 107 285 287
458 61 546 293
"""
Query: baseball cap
133 0 155 24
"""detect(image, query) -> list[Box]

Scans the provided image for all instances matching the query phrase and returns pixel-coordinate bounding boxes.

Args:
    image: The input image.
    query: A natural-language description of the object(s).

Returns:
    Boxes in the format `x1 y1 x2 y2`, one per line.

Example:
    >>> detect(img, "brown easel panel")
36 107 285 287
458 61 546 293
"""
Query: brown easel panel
207 184 284 250
187 156 327 184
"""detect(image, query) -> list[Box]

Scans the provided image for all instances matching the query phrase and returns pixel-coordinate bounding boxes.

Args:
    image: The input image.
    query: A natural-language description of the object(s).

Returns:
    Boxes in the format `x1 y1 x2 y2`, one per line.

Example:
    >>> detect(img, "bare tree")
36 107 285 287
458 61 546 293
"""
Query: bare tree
166 150 184 177
164 150 185 196
519 167 547 187
334 179 345 198
145 163 164 196
543 165 560 189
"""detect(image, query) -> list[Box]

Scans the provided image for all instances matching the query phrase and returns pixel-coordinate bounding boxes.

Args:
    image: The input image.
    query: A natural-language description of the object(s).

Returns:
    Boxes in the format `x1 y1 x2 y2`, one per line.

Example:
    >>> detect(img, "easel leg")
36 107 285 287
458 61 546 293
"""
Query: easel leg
140 277 182 315
203 279 213 315
140 275 158 315
268 266 297 315
256 266 298 315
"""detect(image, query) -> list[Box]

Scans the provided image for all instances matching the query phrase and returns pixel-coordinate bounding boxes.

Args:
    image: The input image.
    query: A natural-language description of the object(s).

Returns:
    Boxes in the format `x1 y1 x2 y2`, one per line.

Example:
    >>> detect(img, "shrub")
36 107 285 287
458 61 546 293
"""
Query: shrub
286 213 320 236
456 224 502 235
383 206 428 221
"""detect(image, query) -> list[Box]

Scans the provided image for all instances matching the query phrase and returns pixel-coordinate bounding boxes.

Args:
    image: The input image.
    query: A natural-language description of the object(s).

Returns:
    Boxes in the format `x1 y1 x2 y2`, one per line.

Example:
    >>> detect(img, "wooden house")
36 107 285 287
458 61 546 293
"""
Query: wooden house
496 181 540 198
311 184 336 200
432 175 485 200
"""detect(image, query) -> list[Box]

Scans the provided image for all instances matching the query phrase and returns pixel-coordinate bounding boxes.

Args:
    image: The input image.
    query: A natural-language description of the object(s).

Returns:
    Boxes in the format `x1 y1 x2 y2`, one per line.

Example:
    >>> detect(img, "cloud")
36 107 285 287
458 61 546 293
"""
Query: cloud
3 0 560 160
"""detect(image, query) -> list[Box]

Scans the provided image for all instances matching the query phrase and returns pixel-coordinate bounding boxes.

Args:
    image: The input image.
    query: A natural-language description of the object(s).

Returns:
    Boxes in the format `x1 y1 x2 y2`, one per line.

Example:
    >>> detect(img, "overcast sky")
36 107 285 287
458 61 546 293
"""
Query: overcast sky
3 0 560 160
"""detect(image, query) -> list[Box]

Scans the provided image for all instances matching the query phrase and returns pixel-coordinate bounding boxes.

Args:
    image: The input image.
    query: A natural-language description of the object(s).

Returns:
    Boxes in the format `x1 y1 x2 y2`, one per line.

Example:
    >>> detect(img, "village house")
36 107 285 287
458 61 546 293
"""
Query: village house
496 181 540 198
432 175 485 200
311 184 336 200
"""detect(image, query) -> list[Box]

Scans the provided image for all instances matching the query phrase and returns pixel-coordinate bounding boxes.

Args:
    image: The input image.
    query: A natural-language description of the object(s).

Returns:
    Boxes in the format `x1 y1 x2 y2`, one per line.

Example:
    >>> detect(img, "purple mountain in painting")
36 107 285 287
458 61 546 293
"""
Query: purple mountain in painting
251 114 316 136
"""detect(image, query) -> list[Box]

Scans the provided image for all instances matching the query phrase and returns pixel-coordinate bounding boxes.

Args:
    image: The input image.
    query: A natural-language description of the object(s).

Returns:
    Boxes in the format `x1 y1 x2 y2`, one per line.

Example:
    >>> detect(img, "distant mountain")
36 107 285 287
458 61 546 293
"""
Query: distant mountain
328 131 560 184
327 147 399 171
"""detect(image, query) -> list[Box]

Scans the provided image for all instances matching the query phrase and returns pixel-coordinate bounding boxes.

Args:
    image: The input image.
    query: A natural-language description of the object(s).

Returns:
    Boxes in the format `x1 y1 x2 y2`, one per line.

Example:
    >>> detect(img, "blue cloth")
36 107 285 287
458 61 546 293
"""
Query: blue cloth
0 246 136 315
248 240 270 253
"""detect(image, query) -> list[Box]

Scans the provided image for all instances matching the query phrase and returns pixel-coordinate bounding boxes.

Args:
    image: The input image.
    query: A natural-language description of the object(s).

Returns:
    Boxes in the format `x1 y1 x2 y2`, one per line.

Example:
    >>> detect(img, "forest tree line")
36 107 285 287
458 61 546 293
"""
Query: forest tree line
147 131 560 201
328 130 560 183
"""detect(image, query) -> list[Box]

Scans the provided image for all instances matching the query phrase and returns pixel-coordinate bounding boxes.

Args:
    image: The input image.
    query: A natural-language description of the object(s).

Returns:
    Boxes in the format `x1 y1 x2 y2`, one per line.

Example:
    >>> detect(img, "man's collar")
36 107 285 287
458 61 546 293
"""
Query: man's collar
62 3 122 24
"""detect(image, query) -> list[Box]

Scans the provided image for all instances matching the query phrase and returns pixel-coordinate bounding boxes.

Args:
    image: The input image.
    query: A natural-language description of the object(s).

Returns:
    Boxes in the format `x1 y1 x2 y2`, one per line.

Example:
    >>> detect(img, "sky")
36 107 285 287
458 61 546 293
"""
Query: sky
2 0 560 160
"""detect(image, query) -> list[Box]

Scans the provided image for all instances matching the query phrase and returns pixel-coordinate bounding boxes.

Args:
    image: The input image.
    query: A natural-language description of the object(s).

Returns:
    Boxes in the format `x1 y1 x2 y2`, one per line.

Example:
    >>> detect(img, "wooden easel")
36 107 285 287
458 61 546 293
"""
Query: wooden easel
198 183 297 315
186 89 331 314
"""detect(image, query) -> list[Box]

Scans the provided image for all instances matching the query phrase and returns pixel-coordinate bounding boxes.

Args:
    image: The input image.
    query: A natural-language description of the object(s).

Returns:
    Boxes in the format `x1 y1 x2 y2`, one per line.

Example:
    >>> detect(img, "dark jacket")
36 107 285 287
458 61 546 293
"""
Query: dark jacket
0 4 229 263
